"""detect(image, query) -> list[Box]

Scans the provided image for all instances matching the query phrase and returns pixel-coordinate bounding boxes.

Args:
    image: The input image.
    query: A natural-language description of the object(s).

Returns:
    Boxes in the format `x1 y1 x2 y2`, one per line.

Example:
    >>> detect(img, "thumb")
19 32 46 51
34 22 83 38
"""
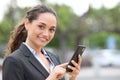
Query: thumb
59 63 68 68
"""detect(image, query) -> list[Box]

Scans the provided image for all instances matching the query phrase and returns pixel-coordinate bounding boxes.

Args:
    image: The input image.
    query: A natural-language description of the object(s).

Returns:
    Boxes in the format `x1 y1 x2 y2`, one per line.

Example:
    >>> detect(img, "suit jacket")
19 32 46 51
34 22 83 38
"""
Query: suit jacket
2 43 65 80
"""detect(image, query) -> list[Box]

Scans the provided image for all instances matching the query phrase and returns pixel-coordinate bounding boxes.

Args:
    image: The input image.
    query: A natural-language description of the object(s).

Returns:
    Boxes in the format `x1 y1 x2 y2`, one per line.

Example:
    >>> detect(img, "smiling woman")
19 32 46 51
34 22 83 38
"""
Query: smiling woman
2 4 82 80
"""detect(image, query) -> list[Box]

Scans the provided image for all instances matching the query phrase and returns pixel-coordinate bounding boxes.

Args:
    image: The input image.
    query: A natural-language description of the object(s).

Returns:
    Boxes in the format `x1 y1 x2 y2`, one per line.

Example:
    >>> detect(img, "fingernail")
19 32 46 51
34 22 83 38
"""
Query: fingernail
71 60 74 63
68 65 70 68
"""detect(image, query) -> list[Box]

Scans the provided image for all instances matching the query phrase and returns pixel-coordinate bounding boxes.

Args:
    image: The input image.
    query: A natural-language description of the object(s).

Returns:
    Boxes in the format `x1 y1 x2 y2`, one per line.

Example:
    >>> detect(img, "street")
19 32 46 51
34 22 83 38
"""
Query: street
65 67 120 80
0 67 120 80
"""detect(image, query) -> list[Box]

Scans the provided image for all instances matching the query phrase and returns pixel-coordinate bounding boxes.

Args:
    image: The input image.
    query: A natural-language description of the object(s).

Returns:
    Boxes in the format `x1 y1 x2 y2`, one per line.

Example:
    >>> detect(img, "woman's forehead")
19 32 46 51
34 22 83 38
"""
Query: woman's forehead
34 13 57 27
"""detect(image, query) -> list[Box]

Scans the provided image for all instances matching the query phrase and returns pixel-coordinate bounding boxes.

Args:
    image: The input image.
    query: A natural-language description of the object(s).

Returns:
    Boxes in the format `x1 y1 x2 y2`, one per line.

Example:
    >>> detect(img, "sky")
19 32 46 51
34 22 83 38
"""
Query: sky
0 0 120 21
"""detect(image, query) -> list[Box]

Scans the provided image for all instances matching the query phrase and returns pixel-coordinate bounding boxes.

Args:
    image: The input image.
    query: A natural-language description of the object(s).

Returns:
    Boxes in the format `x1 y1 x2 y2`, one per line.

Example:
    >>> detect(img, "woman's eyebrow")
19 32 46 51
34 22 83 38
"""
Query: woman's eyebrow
39 22 56 28
51 26 56 28
39 22 46 26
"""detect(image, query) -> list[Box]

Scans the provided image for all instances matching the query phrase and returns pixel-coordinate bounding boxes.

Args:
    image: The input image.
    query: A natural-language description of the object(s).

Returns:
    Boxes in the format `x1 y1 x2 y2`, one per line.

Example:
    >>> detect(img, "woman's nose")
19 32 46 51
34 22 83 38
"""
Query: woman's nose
43 30 49 36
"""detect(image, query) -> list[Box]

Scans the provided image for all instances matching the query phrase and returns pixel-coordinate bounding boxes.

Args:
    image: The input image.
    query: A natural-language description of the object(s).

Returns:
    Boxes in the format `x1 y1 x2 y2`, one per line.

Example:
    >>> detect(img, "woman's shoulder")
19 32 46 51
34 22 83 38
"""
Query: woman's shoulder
3 49 24 64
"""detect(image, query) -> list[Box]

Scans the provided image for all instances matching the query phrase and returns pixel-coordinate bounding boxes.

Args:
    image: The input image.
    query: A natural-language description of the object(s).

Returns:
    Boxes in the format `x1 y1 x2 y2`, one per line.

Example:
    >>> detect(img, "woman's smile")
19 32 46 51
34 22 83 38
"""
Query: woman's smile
38 37 48 42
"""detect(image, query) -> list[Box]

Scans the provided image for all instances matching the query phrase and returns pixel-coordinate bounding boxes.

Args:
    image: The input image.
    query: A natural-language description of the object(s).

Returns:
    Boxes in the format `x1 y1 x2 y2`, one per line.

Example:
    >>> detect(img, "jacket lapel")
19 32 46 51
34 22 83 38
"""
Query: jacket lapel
28 55 49 78
19 44 49 78
46 51 60 66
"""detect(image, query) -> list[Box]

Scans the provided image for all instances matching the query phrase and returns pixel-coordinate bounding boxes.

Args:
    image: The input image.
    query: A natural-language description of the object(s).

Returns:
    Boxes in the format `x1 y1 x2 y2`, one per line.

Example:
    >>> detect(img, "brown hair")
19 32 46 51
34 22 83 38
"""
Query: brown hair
5 5 57 57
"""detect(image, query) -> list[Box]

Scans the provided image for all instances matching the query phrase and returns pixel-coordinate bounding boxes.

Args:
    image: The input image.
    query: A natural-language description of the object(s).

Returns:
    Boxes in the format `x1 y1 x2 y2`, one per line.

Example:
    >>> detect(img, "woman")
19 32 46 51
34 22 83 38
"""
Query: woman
2 5 82 80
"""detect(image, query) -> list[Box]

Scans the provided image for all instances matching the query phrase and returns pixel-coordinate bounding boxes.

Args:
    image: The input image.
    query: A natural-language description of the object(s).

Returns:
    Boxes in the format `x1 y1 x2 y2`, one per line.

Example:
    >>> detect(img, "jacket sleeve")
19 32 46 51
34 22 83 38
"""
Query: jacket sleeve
2 56 24 80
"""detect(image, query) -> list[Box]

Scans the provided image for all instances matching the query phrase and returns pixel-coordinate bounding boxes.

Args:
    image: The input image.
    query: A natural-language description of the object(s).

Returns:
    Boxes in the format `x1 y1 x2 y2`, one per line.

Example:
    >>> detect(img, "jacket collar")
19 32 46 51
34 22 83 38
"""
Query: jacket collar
19 43 49 78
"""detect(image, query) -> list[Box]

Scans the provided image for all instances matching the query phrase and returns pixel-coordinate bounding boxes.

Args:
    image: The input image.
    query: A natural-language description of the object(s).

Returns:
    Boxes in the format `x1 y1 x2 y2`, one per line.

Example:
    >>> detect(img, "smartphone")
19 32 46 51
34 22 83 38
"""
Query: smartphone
66 45 86 72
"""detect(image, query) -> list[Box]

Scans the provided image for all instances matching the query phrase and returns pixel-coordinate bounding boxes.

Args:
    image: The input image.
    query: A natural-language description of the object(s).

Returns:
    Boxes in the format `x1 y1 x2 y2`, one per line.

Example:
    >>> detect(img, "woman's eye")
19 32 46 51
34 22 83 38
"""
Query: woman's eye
50 28 56 33
38 25 44 30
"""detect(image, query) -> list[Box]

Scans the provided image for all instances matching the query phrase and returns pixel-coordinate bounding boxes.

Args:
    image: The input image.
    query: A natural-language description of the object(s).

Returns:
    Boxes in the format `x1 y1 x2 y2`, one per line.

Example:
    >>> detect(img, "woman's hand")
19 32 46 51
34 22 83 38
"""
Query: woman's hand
67 54 82 80
46 63 67 80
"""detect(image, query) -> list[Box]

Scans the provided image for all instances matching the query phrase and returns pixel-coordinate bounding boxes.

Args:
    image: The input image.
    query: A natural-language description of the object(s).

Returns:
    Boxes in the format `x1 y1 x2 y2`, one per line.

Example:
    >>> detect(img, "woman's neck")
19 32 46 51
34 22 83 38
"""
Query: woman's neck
25 41 42 54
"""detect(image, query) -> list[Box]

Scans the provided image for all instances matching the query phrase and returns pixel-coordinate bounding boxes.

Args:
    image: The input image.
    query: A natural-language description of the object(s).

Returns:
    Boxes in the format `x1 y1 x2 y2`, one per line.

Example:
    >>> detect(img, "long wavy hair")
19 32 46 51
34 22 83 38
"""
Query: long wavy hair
5 5 57 57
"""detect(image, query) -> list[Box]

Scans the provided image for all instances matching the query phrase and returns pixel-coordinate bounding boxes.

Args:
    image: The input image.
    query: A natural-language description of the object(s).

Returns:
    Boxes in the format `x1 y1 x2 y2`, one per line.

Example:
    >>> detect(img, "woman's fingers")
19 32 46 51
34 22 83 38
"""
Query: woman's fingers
59 63 68 68
71 60 80 70
78 54 82 65
69 54 82 70
67 54 82 73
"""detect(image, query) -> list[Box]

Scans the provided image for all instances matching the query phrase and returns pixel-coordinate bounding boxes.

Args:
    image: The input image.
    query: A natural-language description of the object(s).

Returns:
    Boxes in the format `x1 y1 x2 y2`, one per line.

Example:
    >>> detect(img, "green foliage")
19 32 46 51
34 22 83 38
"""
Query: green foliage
84 31 120 49
0 19 12 43
0 3 30 44
85 32 108 48
47 35 60 48
53 4 77 32
109 4 120 28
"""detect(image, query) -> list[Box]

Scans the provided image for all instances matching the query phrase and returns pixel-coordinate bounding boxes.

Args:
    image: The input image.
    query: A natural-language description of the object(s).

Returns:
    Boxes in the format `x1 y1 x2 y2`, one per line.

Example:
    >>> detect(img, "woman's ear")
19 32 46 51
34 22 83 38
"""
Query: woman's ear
24 18 30 31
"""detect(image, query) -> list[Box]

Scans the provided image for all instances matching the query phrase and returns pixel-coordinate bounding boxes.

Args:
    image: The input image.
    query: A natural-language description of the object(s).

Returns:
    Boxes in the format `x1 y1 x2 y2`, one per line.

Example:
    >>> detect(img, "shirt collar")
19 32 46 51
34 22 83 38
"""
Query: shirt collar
23 42 47 56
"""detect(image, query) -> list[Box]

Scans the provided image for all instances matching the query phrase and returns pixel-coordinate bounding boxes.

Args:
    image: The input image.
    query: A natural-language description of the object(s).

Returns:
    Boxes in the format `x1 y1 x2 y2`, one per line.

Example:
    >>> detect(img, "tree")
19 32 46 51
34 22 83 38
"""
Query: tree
52 4 78 54
74 4 120 49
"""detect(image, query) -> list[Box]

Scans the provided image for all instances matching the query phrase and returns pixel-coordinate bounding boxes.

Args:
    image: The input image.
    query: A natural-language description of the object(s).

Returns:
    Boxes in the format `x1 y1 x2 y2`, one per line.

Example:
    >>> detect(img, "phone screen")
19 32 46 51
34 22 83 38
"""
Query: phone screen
66 45 86 72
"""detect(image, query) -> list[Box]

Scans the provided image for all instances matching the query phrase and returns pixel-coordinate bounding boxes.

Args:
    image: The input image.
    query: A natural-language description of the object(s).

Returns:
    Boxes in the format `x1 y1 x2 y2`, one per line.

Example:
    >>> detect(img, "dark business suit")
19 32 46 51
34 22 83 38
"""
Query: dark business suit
2 43 65 80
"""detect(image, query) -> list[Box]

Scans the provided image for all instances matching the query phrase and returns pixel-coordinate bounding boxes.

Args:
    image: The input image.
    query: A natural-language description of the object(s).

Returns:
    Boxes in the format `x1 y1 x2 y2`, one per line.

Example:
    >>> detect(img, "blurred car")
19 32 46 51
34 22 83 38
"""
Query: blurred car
94 49 120 67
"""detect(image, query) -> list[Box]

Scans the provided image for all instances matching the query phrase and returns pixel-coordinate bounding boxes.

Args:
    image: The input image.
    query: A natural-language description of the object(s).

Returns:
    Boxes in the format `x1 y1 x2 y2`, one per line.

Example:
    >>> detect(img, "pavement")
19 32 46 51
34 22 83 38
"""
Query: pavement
65 67 120 80
0 67 120 80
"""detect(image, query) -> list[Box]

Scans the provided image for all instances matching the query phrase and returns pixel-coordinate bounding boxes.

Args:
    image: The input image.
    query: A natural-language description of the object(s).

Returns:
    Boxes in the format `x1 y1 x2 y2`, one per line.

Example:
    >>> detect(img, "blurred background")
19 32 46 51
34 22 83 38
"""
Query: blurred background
0 0 120 80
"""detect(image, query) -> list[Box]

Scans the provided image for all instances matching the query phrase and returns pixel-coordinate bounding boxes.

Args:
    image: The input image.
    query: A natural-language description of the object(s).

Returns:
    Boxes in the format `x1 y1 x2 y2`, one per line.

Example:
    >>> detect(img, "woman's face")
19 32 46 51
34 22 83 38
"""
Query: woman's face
25 12 57 48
